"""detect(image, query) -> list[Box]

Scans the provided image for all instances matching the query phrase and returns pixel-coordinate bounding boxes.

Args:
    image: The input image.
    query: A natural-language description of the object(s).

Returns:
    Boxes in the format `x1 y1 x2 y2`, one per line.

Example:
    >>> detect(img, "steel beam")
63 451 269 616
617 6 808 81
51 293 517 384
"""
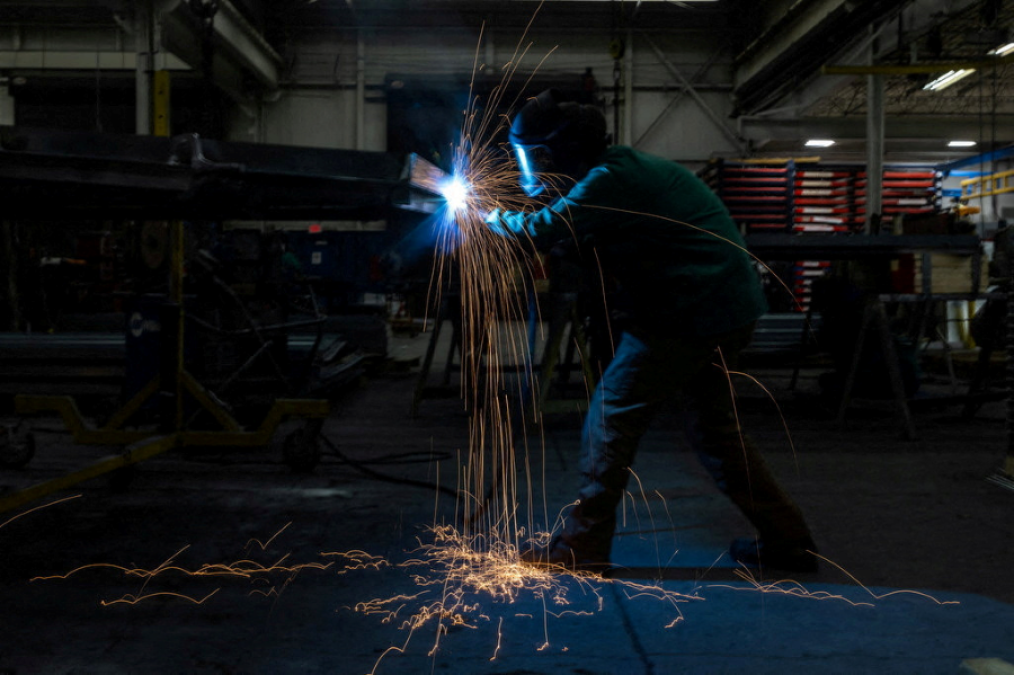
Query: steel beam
136 1 152 135
732 0 981 116
0 125 444 220
866 71 884 232
738 115 1013 144
735 0 852 87
823 52 1014 75
642 34 747 155
210 0 281 90
938 145 1014 173
162 0 282 100
634 44 725 149
0 51 189 70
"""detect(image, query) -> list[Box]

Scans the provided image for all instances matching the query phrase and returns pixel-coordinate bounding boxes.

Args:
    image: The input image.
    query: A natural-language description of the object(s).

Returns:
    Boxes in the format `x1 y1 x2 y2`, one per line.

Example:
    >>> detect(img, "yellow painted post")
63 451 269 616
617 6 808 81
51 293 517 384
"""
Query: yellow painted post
153 70 171 137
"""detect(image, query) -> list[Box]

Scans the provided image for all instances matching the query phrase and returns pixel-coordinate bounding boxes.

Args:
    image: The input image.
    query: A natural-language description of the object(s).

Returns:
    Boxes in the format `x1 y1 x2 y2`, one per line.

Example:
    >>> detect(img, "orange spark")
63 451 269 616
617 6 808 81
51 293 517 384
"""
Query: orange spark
0 494 82 530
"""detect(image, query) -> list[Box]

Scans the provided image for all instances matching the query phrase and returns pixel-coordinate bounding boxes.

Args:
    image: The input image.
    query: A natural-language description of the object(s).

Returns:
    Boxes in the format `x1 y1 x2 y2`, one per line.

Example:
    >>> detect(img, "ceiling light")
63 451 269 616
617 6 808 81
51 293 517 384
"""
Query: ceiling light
923 69 976 91
948 140 977 148
805 139 836 148
990 42 1014 56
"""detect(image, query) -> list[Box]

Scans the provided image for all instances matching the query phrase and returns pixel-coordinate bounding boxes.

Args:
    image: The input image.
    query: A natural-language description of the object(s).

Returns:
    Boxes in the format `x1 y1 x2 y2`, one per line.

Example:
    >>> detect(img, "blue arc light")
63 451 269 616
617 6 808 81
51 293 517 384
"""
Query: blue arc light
514 145 545 197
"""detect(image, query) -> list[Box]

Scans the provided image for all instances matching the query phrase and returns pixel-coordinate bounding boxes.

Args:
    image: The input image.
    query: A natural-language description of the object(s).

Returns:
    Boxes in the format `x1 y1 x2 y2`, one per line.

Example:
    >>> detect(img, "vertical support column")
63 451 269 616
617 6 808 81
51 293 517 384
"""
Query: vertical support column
609 37 624 147
0 222 20 331
356 30 366 151
998 234 1014 489
152 3 170 137
153 70 171 137
865 32 884 234
865 74 884 232
623 29 633 146
135 0 153 135
160 220 186 433
1 70 19 329
171 219 185 432
2 83 19 330
0 84 14 126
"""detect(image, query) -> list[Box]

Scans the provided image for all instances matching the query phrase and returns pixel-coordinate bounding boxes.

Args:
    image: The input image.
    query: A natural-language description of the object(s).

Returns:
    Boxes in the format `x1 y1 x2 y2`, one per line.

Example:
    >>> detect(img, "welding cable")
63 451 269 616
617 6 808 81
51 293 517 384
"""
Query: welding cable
318 434 458 498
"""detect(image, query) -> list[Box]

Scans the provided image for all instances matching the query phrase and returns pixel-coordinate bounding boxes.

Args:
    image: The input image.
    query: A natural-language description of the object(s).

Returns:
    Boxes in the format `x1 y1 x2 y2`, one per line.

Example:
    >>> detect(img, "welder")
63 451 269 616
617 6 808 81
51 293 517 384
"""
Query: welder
486 88 818 573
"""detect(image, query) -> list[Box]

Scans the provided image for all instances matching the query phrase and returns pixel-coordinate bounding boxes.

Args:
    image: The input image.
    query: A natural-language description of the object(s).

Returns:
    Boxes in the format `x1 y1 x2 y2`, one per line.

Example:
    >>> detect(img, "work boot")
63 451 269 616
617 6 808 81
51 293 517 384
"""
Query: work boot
729 536 820 573
519 534 612 573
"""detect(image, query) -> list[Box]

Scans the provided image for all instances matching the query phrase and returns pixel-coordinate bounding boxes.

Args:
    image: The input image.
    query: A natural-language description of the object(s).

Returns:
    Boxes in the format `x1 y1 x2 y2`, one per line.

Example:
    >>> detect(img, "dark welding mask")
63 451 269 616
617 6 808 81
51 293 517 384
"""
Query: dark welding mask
509 89 609 196
509 90 570 197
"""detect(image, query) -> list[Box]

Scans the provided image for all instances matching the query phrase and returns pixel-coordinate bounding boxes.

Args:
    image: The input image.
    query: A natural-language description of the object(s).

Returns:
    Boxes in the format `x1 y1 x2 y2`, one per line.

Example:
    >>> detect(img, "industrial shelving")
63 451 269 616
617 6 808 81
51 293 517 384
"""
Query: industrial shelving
703 160 942 312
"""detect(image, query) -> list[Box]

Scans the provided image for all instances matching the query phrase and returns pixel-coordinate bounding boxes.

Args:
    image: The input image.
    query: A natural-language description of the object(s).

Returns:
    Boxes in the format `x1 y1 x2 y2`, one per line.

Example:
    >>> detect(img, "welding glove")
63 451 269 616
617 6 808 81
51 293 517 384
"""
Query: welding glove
484 208 536 239
484 209 510 237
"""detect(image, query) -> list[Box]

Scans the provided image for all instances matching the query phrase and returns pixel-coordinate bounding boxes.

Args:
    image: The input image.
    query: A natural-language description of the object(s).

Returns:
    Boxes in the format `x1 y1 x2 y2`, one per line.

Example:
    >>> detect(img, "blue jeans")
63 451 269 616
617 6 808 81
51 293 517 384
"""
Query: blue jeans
560 323 811 557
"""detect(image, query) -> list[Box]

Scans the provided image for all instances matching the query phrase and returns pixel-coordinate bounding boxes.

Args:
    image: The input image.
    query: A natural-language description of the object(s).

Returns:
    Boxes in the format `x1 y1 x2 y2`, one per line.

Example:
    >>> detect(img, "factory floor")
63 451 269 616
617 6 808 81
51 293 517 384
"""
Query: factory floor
2 326 1014 675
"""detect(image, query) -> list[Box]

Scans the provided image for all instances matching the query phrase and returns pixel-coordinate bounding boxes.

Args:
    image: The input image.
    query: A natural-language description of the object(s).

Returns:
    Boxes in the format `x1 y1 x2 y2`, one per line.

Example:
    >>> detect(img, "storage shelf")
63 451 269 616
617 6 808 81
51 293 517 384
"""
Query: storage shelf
703 160 944 312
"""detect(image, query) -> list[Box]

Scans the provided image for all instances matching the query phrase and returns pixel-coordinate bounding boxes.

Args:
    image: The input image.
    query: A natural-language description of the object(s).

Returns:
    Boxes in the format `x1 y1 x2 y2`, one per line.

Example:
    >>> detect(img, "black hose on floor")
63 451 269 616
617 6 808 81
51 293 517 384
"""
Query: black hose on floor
319 433 458 499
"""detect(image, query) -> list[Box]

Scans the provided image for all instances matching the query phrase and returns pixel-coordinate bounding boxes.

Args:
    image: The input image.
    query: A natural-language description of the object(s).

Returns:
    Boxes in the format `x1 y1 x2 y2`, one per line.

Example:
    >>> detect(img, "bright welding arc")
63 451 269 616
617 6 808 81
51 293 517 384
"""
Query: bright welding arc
441 175 472 215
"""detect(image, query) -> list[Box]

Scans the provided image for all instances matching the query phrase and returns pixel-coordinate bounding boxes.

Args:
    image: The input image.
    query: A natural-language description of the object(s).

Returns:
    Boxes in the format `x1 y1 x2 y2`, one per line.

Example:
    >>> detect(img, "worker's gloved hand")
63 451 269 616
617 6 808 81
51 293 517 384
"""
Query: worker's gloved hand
485 208 539 238
484 209 511 237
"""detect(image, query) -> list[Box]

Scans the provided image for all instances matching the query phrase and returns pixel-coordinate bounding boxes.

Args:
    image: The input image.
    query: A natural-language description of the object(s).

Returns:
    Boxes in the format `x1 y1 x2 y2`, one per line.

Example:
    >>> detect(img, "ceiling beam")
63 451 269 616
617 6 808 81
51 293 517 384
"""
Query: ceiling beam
642 33 747 154
162 0 282 99
268 0 727 33
735 0 853 86
733 0 983 117
739 114 1014 145
823 51 1014 74
0 51 190 71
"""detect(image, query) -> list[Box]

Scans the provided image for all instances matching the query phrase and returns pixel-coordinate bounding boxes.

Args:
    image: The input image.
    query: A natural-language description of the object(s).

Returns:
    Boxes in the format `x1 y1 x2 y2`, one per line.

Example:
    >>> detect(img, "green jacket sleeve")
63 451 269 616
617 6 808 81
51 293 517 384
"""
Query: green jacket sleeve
487 164 616 243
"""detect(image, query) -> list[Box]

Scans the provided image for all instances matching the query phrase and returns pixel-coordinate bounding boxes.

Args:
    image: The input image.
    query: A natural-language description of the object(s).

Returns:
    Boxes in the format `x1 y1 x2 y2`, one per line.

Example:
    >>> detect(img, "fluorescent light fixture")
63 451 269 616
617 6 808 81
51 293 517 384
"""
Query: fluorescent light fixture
805 139 836 148
990 42 1014 56
948 140 977 148
923 69 976 91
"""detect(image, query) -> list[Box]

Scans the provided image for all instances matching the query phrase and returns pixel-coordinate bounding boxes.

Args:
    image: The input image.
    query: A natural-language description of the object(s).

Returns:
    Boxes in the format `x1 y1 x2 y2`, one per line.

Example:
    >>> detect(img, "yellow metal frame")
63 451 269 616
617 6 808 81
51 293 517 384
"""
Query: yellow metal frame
13 394 327 449
2 220 330 515
3 395 327 515
960 170 1014 201
0 435 178 515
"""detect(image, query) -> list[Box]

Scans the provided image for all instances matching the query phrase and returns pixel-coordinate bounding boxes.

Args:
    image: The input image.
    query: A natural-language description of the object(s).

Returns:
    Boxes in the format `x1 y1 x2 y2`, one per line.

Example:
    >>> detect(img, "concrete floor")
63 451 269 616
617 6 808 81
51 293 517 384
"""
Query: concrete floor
2 328 1014 675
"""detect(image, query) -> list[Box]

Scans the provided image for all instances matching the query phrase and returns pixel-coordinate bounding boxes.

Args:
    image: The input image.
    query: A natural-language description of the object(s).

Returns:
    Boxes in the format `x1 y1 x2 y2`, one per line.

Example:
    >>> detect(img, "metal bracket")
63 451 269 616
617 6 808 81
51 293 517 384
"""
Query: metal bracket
168 133 243 173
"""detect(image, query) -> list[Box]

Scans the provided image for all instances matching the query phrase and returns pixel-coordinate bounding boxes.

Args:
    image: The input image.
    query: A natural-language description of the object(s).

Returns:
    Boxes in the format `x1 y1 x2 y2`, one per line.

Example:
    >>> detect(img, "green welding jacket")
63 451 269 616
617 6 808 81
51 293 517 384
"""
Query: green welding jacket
491 146 768 337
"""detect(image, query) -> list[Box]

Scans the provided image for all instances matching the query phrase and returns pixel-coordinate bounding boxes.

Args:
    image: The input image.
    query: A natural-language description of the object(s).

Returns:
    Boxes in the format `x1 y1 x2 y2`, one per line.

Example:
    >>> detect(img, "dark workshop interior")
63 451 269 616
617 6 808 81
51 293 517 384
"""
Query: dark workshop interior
1 1 1014 674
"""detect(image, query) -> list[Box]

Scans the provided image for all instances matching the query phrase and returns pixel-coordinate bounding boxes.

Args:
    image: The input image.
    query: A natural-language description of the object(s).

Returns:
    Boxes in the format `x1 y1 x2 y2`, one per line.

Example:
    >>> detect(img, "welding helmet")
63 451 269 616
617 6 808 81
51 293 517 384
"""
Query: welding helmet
509 89 609 196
